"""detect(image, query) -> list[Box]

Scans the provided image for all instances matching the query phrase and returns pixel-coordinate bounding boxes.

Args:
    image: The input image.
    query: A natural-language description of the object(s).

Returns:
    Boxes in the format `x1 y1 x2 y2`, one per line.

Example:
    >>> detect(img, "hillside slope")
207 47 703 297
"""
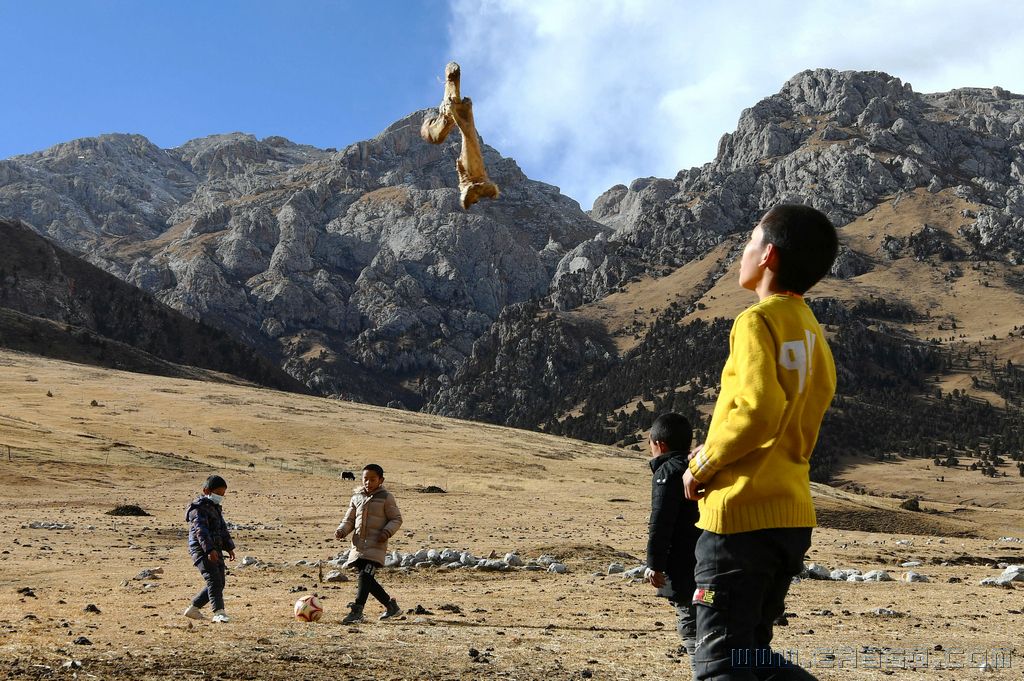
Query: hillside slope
430 70 1024 481
0 218 306 392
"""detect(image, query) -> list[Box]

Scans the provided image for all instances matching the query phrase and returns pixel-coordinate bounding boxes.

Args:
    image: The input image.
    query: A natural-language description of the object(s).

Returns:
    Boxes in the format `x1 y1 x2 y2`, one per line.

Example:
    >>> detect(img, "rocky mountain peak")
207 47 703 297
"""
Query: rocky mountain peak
1 110 607 406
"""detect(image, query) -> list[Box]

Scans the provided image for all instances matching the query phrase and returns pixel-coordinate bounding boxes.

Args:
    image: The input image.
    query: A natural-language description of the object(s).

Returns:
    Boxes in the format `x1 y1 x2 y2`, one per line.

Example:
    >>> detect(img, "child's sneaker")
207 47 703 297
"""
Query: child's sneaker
379 598 401 620
183 605 204 620
341 603 365 624
211 610 230 623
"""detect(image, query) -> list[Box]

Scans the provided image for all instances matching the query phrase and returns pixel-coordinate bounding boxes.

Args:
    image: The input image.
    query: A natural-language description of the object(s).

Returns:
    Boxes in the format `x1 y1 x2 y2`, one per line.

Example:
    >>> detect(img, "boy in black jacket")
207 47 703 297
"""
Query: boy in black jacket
644 412 701 662
183 474 236 623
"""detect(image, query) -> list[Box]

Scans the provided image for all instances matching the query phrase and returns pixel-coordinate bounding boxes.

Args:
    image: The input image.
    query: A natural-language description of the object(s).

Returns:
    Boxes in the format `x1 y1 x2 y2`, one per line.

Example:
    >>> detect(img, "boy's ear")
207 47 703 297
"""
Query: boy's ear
759 242 780 270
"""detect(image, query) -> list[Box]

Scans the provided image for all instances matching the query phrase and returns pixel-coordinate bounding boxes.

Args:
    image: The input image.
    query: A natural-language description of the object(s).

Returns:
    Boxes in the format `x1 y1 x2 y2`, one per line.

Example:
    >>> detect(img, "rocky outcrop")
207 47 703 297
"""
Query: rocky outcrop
1 113 607 404
554 70 1024 308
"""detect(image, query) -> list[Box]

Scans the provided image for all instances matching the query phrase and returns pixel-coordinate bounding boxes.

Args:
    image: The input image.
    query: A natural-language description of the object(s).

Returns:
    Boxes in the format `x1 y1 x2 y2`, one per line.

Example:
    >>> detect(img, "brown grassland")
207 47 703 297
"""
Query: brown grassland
1 350 1022 680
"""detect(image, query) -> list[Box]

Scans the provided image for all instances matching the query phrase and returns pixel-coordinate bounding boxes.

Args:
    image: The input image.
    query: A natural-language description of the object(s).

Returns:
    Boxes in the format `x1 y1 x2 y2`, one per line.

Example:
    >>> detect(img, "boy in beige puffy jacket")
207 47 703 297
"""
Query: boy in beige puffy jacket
335 464 403 624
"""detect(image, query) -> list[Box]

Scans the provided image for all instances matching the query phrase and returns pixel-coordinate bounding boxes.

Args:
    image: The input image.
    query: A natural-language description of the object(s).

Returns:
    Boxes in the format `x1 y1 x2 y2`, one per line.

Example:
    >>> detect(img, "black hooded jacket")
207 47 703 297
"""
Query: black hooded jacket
186 496 235 565
646 450 701 602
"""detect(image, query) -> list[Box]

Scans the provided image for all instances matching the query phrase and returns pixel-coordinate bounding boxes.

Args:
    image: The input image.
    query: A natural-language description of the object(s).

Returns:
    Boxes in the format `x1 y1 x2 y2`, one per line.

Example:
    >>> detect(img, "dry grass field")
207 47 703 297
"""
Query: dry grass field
1 350 1023 680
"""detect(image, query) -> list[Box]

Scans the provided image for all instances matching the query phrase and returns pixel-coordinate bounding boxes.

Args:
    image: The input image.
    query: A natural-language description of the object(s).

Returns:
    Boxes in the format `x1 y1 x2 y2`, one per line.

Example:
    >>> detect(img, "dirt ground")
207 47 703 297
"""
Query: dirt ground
1 350 1022 680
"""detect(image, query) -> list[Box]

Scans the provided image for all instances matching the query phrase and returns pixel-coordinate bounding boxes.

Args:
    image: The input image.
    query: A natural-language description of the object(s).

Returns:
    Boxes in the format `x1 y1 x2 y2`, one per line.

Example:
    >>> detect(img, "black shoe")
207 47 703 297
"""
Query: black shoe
341 604 365 624
379 598 401 620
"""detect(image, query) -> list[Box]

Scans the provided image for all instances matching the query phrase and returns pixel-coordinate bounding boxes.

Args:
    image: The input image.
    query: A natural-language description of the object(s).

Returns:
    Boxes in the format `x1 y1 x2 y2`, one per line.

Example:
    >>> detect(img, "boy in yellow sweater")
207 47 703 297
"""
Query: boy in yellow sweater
683 204 838 681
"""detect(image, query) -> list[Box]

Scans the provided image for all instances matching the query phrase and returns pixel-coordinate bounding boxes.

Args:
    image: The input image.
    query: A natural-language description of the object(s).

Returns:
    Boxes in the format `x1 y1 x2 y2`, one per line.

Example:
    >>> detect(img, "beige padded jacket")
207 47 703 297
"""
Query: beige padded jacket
336 487 402 566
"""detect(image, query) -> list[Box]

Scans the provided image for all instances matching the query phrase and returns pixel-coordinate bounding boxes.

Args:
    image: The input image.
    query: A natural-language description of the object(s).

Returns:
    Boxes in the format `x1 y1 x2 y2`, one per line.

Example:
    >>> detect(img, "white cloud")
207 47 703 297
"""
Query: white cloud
446 0 1024 209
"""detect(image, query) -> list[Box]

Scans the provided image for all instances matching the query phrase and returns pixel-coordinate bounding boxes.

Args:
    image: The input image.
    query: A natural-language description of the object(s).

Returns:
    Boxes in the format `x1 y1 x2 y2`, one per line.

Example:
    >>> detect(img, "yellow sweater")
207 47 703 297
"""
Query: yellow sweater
689 294 836 534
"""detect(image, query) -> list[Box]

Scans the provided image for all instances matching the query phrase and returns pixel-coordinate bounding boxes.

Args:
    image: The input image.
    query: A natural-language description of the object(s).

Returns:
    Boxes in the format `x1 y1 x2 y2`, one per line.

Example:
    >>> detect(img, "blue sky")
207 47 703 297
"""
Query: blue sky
0 1 450 156
3 1 1024 208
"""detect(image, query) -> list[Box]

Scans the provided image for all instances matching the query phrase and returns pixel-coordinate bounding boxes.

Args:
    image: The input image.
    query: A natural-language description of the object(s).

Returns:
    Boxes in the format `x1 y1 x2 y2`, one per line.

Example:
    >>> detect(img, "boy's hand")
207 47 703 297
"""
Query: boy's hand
688 444 704 461
644 568 666 588
335 529 346 540
683 468 704 501
227 550 236 561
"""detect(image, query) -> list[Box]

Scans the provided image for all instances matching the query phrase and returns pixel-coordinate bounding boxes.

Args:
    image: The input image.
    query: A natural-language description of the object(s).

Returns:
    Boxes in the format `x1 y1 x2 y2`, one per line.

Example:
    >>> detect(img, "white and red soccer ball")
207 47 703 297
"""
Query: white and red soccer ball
294 594 323 622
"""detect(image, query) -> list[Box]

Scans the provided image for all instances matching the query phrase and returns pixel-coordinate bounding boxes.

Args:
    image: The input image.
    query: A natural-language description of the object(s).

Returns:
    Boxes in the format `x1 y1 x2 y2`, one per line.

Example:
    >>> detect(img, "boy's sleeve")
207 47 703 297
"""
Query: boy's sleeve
223 520 235 552
646 469 682 573
190 508 214 554
336 498 356 537
381 493 402 539
689 311 787 483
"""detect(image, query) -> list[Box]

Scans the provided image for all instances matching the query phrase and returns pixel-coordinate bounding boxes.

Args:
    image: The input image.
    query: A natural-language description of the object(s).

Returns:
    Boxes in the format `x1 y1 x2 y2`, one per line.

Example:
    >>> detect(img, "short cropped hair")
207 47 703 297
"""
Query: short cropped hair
649 412 693 453
205 474 227 490
363 464 384 478
758 204 838 294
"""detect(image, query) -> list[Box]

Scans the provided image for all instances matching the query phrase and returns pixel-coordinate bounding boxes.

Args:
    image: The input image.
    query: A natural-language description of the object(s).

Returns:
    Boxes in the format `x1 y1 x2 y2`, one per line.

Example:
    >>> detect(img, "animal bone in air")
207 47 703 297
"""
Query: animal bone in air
420 62 499 210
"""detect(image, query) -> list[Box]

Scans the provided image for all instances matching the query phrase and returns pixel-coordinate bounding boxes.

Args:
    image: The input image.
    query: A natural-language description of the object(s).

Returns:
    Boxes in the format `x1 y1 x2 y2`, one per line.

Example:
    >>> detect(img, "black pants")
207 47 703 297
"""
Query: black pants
675 601 697 655
352 558 390 606
191 556 226 612
692 528 818 681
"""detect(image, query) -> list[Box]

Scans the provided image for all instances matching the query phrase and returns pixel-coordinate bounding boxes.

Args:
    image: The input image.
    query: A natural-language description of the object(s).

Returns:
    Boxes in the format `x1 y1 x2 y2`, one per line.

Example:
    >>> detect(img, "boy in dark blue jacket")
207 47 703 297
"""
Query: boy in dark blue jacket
183 474 236 623
644 412 701 664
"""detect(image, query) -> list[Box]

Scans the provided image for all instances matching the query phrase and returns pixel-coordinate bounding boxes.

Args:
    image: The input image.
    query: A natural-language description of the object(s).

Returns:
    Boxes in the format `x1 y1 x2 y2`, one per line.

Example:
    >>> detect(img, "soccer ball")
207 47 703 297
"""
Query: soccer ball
294 594 324 622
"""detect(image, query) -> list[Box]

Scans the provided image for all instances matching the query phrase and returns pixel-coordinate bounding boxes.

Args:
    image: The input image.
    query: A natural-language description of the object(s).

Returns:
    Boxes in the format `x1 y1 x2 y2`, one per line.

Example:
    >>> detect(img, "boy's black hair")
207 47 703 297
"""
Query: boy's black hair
205 474 227 491
758 204 838 294
649 412 693 453
363 464 384 478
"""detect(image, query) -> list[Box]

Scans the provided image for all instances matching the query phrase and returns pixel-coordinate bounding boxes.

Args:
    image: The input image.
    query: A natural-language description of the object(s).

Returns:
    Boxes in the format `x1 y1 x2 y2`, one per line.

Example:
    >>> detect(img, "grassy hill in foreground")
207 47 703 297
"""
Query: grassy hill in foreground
1 351 1022 680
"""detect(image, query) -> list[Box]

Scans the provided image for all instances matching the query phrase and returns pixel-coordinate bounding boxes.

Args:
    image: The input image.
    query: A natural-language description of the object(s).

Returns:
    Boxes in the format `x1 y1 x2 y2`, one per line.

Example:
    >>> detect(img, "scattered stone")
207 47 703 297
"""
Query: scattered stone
902 571 929 583
803 563 832 580
999 565 1024 581
861 570 893 582
865 608 905 617
899 561 922 568
548 563 568 574
62 660 82 670
133 568 163 581
73 636 92 645
947 577 962 583
414 605 433 615
289 586 308 593
477 559 510 572
83 604 101 614
17 587 36 598
106 505 150 517
438 604 462 614
468 647 479 658
239 556 260 567
622 565 647 579
324 571 349 583
607 562 625 575
830 568 861 581
504 553 524 567
418 486 446 494
28 521 74 530
899 497 921 511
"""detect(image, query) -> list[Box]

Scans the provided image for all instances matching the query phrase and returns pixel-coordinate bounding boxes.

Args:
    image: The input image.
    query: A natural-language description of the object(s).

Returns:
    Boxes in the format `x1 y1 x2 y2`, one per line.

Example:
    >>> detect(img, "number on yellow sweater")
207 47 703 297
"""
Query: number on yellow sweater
779 330 816 394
